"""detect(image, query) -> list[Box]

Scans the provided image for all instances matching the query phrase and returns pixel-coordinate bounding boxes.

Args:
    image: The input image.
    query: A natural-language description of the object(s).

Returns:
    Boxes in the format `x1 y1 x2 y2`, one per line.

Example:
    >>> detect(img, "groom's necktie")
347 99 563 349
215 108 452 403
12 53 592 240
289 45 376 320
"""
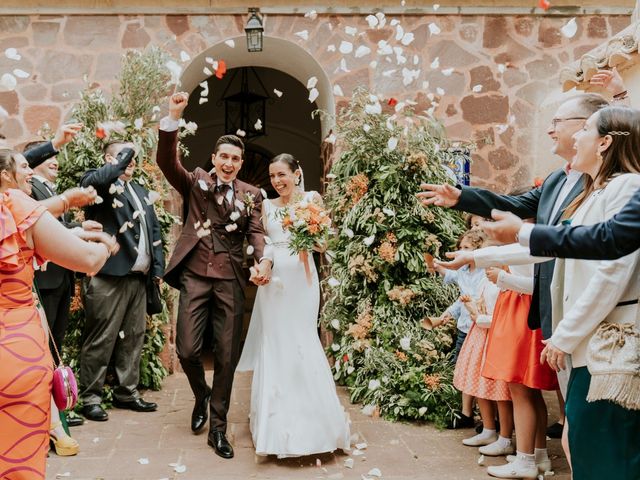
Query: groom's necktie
216 184 231 216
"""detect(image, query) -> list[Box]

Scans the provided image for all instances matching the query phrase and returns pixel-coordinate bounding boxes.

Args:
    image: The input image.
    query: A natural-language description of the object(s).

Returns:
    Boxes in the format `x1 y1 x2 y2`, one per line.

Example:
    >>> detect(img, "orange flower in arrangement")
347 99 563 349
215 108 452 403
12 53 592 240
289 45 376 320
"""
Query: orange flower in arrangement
395 350 408 362
423 373 441 390
346 174 369 205
282 215 293 228
533 177 544 188
95 127 107 139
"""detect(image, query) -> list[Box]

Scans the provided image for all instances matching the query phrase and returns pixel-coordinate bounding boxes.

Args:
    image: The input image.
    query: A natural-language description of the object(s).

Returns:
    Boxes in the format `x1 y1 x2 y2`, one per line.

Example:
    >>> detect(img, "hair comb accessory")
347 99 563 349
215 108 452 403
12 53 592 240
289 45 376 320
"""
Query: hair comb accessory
608 131 631 136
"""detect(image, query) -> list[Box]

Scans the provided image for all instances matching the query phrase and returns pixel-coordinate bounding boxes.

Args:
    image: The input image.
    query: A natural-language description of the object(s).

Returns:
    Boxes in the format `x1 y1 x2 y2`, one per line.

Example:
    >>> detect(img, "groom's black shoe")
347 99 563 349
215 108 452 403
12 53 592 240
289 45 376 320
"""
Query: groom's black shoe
191 388 211 433
208 430 234 459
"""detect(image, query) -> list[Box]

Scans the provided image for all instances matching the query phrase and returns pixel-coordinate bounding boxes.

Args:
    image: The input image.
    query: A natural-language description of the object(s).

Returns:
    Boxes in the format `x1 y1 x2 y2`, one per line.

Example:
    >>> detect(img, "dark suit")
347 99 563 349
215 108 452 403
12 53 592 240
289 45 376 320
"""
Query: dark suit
157 129 266 434
529 187 640 260
30 177 76 353
455 168 584 339
78 154 164 405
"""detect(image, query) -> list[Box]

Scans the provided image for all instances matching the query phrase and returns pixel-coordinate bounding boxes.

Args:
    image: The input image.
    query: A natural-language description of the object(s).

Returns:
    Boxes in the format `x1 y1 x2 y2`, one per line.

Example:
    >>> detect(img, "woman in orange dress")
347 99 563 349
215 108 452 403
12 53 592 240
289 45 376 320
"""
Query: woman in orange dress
0 149 111 479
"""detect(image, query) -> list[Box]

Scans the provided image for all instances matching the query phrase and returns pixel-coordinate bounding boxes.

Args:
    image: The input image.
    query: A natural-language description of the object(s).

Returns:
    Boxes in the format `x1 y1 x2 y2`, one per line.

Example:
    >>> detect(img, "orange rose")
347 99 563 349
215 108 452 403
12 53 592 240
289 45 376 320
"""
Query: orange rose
282 216 293 228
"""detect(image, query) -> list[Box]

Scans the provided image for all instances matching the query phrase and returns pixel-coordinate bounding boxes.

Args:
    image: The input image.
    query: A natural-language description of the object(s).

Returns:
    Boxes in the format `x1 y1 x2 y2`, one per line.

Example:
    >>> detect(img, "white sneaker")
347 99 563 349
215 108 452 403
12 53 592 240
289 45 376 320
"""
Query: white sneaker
462 431 499 447
506 455 552 474
487 460 538 479
479 439 515 456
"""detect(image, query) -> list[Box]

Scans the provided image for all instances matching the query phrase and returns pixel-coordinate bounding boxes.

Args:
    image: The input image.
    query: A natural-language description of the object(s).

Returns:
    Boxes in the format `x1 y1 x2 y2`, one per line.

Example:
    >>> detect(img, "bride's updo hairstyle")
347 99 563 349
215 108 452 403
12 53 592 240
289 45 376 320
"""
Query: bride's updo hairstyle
271 153 302 186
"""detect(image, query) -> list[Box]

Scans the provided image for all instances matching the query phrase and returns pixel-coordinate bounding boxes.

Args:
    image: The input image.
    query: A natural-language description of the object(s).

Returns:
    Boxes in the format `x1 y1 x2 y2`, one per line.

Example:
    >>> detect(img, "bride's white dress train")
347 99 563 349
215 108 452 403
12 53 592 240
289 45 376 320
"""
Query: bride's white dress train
237 191 351 458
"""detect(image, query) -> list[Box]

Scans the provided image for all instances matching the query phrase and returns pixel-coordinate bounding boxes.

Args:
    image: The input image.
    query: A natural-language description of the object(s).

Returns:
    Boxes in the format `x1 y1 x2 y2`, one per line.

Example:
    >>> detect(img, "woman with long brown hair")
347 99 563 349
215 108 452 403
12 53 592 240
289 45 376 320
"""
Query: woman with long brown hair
539 106 640 480
0 148 113 479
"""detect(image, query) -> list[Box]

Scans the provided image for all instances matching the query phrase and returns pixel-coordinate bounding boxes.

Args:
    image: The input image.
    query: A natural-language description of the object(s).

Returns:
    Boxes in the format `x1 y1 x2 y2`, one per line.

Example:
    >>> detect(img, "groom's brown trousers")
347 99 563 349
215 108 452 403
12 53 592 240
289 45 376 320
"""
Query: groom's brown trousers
176 268 245 434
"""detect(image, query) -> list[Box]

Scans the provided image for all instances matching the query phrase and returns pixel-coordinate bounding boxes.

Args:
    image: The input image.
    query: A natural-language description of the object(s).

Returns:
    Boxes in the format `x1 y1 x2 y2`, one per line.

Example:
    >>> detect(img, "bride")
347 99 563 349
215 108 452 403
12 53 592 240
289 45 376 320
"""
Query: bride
237 153 351 458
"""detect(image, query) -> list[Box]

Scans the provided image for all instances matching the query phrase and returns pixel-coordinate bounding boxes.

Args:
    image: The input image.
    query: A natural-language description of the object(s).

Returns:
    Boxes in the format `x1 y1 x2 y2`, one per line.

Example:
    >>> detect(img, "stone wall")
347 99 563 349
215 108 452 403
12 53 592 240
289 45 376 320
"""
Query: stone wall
0 12 631 191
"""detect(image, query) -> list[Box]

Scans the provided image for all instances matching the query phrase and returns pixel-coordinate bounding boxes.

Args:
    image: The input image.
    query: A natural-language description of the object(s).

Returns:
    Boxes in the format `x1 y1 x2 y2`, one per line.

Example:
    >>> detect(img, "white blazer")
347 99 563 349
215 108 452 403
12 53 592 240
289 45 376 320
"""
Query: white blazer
550 173 640 367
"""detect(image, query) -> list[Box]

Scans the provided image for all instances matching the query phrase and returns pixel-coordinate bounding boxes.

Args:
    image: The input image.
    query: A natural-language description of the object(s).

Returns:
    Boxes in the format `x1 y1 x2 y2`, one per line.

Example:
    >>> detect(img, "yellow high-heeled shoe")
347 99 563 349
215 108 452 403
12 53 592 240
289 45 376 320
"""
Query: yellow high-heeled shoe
49 422 80 456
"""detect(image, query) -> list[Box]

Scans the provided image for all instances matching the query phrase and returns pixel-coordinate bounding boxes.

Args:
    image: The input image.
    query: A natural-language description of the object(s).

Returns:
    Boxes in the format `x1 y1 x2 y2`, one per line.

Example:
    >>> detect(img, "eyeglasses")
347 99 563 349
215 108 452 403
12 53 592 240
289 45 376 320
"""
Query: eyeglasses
550 117 588 129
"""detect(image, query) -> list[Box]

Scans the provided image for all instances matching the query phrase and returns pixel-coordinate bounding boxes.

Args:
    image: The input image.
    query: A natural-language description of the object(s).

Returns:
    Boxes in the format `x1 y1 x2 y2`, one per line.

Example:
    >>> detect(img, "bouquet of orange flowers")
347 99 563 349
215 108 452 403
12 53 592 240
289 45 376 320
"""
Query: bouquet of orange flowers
279 196 332 255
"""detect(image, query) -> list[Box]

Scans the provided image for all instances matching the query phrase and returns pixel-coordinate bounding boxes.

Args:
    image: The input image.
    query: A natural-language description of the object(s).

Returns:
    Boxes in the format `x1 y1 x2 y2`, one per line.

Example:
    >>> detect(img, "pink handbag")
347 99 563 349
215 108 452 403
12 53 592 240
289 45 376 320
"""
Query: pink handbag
48 324 78 411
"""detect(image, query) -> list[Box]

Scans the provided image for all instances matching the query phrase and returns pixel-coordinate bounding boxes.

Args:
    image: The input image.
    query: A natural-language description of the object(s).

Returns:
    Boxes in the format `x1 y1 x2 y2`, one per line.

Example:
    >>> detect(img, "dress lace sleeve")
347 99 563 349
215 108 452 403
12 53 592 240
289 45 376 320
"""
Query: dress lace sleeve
0 189 47 268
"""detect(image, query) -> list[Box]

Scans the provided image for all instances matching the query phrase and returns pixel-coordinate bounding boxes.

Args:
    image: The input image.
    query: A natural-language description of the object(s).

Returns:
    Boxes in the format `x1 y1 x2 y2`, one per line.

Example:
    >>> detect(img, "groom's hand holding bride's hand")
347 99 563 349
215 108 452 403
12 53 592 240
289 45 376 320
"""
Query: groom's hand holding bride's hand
250 259 272 286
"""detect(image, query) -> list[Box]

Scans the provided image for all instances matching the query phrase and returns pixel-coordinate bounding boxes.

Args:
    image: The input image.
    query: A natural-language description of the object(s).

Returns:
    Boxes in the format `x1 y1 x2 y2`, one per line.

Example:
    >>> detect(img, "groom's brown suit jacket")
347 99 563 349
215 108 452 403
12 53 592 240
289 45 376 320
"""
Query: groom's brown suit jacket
156 129 266 289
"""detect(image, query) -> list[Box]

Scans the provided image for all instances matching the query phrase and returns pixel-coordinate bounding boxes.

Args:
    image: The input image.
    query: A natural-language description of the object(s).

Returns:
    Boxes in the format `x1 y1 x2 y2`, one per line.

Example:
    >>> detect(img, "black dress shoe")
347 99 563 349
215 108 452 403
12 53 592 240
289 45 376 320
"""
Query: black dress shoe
113 397 158 412
446 411 474 429
546 422 564 439
191 389 211 433
208 431 234 459
66 415 85 427
82 404 109 422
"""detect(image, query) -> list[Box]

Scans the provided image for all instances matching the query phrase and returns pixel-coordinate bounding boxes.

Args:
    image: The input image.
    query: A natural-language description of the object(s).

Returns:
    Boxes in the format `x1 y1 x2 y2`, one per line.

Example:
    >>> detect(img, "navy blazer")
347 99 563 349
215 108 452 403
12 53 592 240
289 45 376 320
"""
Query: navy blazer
530 186 640 260
23 141 57 169
455 168 584 339
80 156 164 279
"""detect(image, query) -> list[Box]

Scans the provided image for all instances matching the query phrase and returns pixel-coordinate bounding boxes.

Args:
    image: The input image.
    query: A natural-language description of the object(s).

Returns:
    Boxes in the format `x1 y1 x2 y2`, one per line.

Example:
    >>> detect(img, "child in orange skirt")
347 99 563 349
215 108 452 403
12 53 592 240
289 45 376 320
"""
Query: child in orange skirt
481 260 558 478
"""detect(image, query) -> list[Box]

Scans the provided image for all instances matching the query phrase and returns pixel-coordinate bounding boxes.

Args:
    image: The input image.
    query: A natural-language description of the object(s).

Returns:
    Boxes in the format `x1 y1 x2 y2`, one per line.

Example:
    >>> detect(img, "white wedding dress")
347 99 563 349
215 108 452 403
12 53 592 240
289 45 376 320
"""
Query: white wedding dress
237 191 351 458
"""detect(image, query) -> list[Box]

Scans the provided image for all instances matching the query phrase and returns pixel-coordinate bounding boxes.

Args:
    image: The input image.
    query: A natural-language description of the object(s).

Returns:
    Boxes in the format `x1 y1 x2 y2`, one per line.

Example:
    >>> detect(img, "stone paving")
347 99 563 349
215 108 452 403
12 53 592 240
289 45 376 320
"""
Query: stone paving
47 372 570 480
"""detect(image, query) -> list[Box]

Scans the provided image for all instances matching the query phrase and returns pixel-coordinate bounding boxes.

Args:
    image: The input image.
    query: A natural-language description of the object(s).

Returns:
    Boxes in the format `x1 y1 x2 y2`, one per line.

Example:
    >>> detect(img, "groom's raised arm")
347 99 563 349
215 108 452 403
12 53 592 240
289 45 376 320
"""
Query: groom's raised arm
156 93 195 198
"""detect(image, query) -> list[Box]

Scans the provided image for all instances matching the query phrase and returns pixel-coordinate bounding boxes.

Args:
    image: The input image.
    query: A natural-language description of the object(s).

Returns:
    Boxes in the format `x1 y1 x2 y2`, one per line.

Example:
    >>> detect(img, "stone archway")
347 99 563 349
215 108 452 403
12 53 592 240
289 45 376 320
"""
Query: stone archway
178 36 335 194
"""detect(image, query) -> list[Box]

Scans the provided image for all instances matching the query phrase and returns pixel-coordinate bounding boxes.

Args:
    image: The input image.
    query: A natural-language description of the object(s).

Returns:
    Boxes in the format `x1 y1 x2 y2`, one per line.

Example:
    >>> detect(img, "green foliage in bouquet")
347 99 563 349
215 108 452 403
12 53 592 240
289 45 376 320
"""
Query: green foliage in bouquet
56 47 180 393
321 89 467 427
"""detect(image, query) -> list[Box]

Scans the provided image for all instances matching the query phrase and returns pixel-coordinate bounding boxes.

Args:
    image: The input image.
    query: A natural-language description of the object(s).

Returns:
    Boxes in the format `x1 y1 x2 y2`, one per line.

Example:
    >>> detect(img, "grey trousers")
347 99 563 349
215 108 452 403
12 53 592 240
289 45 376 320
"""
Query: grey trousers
80 274 147 405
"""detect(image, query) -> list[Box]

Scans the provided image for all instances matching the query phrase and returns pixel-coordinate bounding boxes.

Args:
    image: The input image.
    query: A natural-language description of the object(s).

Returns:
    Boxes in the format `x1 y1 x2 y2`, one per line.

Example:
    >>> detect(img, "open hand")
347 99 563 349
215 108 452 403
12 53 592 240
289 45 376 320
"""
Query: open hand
433 250 475 270
416 183 461 208
169 92 189 121
485 267 501 284
480 209 523 245
52 123 83 151
589 67 625 97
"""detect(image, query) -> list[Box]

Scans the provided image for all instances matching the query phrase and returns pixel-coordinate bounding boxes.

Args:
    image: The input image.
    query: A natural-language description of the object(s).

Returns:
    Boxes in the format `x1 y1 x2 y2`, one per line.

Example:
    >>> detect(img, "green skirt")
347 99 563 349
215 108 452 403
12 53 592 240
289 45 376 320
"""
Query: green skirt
566 366 640 480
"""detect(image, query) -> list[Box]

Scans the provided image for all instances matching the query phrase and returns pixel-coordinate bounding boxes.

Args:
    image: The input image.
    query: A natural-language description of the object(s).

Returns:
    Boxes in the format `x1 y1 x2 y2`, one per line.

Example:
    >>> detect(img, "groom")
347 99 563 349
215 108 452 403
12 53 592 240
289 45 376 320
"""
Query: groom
157 92 272 458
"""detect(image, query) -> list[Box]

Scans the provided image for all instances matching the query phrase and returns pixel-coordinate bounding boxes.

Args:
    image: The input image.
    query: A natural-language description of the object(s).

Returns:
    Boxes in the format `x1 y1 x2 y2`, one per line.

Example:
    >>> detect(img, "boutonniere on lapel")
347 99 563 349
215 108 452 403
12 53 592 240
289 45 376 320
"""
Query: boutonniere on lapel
239 192 256 216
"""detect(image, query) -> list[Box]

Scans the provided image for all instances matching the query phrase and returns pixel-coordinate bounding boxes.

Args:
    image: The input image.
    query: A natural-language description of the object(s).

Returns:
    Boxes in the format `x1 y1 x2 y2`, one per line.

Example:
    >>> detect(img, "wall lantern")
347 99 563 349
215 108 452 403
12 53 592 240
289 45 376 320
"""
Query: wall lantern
245 8 264 53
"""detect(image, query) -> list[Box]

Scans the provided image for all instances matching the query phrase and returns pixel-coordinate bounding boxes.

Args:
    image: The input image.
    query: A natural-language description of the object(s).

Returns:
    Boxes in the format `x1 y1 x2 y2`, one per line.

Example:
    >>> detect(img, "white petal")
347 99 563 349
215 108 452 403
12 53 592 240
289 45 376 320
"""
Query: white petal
236 129 246 137
153 240 162 247
361 404 375 416
294 30 309 40
174 464 187 473
273 88 283 97
246 245 254 255
437 87 445 95
344 458 354 469
0 73 17 91
442 68 454 76
345 26 358 36
224 39 235 48
369 60 378 69
387 137 398 151
430 57 440 69
433 3 440 11
339 58 350 72
401 32 415 46
205 57 214 64
496 124 508 134
497 63 506 73
395 25 405 41
355 45 371 58
230 211 240 221
138 458 150 465
119 222 129 233
339 41 354 54
165 60 182 84
368 379 380 390
4 47 21 60
363 124 371 133
202 219 211 228
94 195 103 204
478 454 486 466
12 69 29 79
225 223 238 232
180 50 191 62
55 472 71 478
330 318 340 329
363 234 375 246
418 406 428 415
327 277 341 287
198 179 208 190
375 12 386 28
196 228 210 238
331 343 340 352
327 44 336 52
356 442 368 450
365 15 378 28
368 468 382 477
306 76 318 89
326 173 337 179
304 9 318 20
203 66 212 76
332 84 344 96
472 84 483 93
324 133 337 144
308 88 319 103
343 227 354 238
382 207 395 216
428 23 441 35
260 188 268 198
561 18 577 38
134 117 143 130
